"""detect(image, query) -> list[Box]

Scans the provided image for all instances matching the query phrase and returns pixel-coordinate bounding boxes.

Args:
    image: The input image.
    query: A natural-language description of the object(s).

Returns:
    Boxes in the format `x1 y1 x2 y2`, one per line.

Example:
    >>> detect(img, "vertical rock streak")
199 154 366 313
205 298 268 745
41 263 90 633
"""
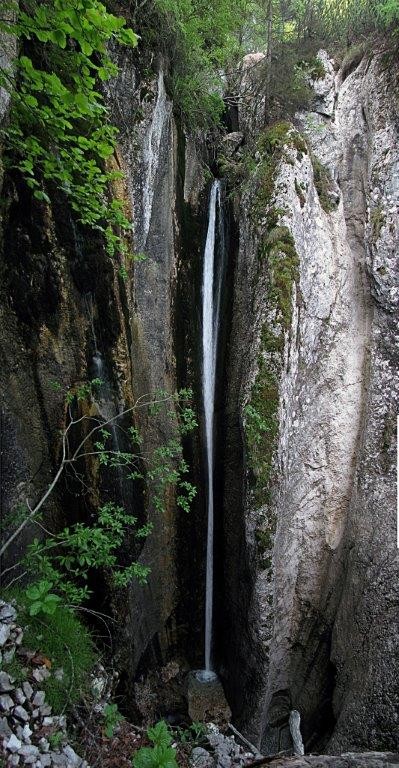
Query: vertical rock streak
142 71 169 248
202 179 222 672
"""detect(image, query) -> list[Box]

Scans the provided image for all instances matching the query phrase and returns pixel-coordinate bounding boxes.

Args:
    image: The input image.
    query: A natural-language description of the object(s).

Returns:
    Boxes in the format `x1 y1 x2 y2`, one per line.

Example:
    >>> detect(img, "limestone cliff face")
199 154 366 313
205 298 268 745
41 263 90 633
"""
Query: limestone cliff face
105 55 209 678
0 50 207 682
222 52 399 752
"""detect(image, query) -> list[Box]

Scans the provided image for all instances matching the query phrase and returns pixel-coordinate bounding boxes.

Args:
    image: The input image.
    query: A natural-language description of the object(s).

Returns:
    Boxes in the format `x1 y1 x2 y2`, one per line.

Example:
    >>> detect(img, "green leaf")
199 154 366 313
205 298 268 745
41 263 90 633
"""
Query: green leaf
33 190 51 203
133 747 157 768
49 28 67 47
80 40 93 56
26 585 41 601
29 602 42 616
34 29 51 43
119 27 139 47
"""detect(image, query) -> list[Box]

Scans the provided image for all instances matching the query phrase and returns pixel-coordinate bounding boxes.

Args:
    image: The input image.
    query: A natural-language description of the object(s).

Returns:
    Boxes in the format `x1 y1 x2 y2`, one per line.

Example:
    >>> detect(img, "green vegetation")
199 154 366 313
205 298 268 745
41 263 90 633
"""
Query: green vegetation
312 155 339 213
103 702 124 738
303 56 327 80
295 178 306 207
176 721 207 745
245 355 280 505
1 654 26 684
0 0 139 265
1 597 96 714
48 732 65 749
24 503 151 606
248 123 307 220
133 0 250 127
25 580 61 616
2 382 197 616
370 205 386 241
133 720 178 768
244 124 300 521
265 232 299 328
0 0 397 235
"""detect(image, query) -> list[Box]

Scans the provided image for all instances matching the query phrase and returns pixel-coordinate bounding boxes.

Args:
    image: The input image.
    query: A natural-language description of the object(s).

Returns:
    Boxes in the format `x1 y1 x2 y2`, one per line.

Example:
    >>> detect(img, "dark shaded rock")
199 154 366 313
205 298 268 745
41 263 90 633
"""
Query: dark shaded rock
0 671 14 693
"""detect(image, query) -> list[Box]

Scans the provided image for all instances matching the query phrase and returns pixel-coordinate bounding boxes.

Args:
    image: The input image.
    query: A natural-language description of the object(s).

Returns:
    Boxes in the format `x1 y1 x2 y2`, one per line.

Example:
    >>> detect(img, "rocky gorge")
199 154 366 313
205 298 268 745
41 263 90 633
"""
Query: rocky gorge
0 10 398 764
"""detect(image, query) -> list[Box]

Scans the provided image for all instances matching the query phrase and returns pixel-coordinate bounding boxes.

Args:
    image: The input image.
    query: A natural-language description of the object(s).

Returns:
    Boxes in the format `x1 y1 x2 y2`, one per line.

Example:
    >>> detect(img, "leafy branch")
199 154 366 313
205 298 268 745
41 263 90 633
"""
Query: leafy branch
1 383 197 604
0 0 139 264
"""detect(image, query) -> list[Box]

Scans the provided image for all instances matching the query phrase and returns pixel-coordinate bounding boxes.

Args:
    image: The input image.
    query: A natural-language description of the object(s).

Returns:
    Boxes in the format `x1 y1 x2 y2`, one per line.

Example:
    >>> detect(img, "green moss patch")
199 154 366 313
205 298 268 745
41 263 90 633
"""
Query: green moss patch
244 126 301 530
252 123 307 219
2 596 97 714
23 607 96 712
370 205 386 242
312 155 339 213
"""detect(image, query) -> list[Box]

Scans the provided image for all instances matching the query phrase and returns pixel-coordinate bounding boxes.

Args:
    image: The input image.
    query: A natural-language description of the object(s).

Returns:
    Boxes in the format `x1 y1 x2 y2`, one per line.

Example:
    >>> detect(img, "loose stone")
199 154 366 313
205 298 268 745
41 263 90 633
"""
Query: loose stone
7 733 23 752
38 737 50 752
43 717 54 726
18 743 39 758
0 671 14 693
51 753 68 767
0 624 11 646
0 604 16 622
15 688 27 705
39 755 52 767
14 705 30 722
4 647 16 663
63 745 81 766
22 682 34 700
32 668 51 684
32 691 46 707
0 716 12 738
22 723 32 741
0 693 14 711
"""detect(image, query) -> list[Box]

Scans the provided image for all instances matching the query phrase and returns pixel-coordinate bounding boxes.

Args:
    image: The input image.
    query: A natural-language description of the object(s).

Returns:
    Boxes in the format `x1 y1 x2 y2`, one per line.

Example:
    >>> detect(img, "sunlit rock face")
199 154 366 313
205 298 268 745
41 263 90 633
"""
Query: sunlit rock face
222 52 399 752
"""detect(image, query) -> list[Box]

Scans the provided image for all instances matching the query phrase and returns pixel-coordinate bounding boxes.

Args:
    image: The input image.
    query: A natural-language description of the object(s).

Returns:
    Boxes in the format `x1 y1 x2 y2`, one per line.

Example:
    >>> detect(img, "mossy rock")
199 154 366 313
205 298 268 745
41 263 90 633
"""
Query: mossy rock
312 155 339 213
245 125 303 507
370 205 386 242
251 124 307 221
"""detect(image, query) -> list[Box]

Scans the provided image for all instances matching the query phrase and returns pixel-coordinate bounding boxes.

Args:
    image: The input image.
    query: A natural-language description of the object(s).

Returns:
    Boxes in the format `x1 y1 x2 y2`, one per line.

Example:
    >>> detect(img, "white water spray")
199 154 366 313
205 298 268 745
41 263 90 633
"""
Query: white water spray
202 179 223 674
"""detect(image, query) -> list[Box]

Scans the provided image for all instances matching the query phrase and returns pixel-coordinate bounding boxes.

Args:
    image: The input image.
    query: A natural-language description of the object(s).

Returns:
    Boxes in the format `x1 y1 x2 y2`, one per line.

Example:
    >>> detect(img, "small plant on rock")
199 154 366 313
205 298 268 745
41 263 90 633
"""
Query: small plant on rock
133 721 178 768
25 580 61 617
48 731 64 749
103 702 124 738
176 721 207 745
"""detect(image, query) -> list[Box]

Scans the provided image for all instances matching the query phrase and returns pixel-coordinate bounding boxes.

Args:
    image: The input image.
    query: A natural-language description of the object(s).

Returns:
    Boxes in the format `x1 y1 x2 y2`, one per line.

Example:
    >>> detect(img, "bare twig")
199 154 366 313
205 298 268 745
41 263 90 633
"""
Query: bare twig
0 390 178 559
244 750 292 768
227 722 263 758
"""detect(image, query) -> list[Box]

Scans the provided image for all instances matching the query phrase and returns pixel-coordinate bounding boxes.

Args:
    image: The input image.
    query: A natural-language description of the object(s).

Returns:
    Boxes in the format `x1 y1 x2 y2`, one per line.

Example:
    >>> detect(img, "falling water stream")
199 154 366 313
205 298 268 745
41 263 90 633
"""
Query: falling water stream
201 179 224 677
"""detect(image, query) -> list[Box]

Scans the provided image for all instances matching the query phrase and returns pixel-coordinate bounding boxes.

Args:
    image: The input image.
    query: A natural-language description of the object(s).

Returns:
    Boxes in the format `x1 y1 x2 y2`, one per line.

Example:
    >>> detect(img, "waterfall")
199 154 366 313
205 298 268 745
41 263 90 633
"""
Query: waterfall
202 179 224 674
